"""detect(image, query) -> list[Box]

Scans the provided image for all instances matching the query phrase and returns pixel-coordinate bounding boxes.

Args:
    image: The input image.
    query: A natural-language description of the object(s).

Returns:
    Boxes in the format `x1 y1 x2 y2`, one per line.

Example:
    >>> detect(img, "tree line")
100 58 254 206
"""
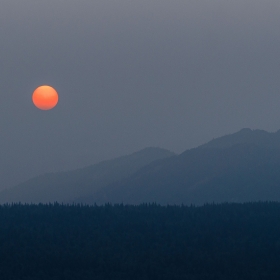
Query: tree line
0 202 280 279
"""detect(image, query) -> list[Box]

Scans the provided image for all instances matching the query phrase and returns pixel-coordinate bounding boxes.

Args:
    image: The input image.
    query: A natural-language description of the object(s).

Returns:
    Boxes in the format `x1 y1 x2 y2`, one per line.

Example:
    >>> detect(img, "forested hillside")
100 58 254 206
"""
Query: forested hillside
1 202 280 279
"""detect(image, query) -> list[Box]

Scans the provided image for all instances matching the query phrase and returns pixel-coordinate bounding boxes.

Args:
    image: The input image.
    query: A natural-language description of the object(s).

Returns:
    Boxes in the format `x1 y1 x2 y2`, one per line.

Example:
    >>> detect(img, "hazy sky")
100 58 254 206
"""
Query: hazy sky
1 0 280 188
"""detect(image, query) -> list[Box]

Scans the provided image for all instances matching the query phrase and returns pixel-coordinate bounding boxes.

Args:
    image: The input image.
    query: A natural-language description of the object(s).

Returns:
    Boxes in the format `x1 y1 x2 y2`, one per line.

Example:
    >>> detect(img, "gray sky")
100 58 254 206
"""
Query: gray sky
1 0 280 188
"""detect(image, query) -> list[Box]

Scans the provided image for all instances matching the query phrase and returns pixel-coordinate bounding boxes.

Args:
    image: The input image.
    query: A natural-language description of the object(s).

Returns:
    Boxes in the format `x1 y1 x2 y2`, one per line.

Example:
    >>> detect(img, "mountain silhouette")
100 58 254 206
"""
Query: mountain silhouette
2 128 280 205
0 148 175 204
88 143 280 205
77 128 280 205
200 128 280 149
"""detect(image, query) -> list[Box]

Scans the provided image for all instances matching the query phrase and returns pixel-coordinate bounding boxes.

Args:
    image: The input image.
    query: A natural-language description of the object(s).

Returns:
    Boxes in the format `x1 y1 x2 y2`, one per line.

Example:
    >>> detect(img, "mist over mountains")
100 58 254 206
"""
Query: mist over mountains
1 128 280 205
0 147 174 204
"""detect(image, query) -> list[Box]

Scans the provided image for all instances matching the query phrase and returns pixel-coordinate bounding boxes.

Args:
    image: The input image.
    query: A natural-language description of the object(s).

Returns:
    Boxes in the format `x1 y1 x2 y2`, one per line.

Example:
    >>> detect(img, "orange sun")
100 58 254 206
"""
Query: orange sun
32 85 59 110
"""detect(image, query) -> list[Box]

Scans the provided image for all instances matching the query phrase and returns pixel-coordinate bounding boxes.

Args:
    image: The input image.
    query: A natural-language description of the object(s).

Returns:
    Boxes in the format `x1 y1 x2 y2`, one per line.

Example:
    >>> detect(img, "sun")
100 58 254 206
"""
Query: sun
32 85 59 110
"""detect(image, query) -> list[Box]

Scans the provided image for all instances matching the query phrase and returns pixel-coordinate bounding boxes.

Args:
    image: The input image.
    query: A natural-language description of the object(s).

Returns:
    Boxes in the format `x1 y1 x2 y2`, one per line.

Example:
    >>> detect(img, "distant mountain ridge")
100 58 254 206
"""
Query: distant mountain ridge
200 128 280 149
77 128 280 205
88 143 280 205
2 128 280 205
0 147 175 204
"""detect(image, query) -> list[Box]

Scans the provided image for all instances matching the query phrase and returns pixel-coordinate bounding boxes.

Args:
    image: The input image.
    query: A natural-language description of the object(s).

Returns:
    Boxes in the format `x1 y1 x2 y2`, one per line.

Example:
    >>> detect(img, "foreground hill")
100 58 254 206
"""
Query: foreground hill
1 203 280 279
0 148 174 204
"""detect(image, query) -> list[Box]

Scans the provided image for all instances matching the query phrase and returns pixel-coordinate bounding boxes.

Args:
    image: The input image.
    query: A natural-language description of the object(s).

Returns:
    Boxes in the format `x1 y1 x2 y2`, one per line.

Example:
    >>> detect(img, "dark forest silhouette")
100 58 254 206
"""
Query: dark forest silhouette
1 202 280 279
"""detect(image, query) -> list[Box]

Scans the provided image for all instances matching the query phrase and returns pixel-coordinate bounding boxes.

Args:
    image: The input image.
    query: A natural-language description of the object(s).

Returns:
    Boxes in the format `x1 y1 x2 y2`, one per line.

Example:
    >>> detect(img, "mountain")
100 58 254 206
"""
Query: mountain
2 128 280 205
0 147 175 204
200 128 280 149
76 128 280 205
87 143 280 205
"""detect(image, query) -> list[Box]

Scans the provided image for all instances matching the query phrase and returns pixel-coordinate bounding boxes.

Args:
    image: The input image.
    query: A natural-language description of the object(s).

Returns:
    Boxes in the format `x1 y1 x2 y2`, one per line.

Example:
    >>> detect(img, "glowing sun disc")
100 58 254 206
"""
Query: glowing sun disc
32 85 59 110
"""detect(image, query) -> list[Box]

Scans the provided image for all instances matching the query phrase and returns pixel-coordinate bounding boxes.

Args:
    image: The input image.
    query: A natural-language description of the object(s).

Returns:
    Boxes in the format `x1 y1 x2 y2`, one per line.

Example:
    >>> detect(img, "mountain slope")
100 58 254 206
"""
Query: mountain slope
0 147 175 204
200 128 280 149
80 143 280 205
2 128 280 205
77 129 280 205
